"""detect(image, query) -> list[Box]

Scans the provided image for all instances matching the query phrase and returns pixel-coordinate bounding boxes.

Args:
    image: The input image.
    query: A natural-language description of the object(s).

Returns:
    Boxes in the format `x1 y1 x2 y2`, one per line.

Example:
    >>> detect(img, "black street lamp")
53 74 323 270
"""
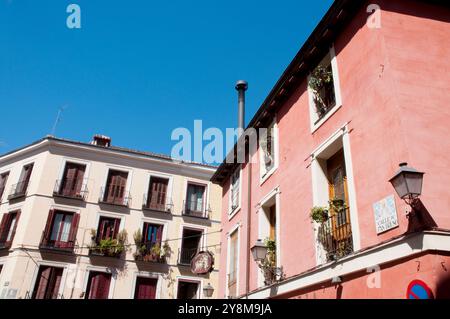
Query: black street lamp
389 162 424 206
250 239 268 263
203 283 214 298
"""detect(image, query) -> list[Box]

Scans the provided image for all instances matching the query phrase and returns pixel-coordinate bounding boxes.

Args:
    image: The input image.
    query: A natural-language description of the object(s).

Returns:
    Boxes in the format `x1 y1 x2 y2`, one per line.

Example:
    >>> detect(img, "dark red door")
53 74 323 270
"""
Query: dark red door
134 277 157 299
32 266 64 299
86 271 111 299
61 163 86 197
106 170 128 204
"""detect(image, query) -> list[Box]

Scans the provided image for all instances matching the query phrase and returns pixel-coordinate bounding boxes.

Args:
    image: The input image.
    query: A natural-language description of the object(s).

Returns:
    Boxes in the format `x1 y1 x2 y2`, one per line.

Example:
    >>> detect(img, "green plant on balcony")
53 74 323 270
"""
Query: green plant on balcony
89 229 128 258
261 238 285 285
329 198 347 213
310 206 329 223
133 229 170 262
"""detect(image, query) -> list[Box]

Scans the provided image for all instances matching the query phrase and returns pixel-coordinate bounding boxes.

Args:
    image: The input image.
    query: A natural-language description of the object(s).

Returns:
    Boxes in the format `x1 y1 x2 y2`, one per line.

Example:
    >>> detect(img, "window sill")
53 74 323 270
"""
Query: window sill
228 206 241 221
310 103 342 134
260 165 278 186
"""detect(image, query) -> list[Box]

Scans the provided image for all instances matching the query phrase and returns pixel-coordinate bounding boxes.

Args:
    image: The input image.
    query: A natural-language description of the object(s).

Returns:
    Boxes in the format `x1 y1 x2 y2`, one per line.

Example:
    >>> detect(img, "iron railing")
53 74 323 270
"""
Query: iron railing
53 178 88 200
99 186 131 207
177 247 199 265
7 181 29 200
182 200 210 219
142 192 173 213
39 230 75 252
317 207 353 262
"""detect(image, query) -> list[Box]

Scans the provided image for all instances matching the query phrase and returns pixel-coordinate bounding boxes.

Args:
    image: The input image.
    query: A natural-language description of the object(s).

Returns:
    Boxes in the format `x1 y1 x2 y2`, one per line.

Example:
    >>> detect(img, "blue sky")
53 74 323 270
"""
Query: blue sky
0 0 333 161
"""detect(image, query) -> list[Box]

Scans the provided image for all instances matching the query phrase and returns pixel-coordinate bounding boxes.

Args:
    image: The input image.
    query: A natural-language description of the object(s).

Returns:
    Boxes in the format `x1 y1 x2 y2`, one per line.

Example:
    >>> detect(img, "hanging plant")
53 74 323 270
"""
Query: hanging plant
310 206 329 223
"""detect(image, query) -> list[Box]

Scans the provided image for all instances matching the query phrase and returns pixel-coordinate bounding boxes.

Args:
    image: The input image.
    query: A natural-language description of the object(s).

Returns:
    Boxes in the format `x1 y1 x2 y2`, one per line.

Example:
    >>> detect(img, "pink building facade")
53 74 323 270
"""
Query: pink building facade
212 0 450 299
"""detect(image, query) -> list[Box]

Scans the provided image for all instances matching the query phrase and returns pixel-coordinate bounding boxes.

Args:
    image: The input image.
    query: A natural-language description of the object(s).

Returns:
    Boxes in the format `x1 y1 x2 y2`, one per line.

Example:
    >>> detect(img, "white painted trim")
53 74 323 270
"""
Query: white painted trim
178 223 208 250
130 271 162 299
225 223 241 298
308 45 343 133
29 261 69 299
175 276 203 299
245 231 450 299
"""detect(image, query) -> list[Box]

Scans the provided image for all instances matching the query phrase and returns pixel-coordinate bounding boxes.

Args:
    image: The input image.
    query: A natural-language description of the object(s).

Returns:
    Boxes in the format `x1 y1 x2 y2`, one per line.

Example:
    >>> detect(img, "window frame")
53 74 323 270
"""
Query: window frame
226 224 240 298
307 46 343 133
259 119 279 185
228 166 242 219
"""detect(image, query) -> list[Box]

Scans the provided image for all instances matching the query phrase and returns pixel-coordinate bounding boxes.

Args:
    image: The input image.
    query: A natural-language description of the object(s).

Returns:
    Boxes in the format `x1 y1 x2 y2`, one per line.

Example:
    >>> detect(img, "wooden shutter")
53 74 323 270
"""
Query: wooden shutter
0 213 10 244
269 206 276 241
149 177 168 209
112 218 120 239
88 272 111 299
19 164 33 194
106 171 127 204
156 225 163 244
33 266 51 299
135 277 157 299
49 268 63 299
42 210 55 246
67 213 80 249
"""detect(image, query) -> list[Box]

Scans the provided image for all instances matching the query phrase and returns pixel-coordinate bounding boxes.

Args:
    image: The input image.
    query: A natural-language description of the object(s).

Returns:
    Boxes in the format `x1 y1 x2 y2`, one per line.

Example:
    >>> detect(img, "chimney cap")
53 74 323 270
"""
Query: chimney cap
92 134 112 147
235 80 248 91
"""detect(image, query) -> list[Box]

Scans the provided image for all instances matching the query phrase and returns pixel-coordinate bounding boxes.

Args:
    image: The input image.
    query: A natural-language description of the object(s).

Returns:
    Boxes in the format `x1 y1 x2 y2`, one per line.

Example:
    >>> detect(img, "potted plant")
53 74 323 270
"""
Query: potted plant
310 206 329 223
329 198 347 213
90 229 127 258
308 64 334 117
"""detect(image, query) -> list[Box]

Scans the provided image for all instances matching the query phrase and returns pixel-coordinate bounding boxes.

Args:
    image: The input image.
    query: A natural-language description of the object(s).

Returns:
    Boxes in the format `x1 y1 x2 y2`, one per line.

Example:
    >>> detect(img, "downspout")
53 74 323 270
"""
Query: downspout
235 81 252 298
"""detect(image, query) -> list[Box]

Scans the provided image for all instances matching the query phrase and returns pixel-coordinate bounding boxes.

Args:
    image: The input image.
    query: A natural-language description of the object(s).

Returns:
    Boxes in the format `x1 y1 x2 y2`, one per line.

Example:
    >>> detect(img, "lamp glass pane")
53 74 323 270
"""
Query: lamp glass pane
391 174 408 199
405 173 423 196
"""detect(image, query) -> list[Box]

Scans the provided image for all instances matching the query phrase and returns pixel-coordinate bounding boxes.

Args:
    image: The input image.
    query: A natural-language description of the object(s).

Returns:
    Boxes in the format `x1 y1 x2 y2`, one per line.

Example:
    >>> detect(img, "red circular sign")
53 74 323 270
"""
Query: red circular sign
190 251 214 275
406 280 434 299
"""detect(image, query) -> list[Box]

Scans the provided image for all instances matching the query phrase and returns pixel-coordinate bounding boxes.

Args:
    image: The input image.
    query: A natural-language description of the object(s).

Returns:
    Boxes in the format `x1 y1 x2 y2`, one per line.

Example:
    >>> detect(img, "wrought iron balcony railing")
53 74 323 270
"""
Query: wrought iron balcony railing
182 200 210 219
142 192 173 213
317 207 353 262
7 181 29 200
39 231 75 252
53 178 88 200
99 186 131 207
134 241 167 263
177 247 199 265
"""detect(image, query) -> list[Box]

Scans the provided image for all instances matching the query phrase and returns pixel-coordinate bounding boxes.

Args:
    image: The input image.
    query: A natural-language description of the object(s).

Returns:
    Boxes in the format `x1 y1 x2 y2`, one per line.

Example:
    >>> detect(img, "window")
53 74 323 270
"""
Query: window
96 216 121 241
143 223 163 245
144 177 170 212
32 266 64 299
259 121 277 181
312 139 354 263
134 277 157 299
9 164 33 199
0 172 9 200
184 183 207 218
101 169 129 206
85 271 111 299
177 280 199 299
179 228 202 265
0 210 21 249
308 47 342 131
55 162 86 199
41 210 80 250
230 168 240 214
228 229 239 298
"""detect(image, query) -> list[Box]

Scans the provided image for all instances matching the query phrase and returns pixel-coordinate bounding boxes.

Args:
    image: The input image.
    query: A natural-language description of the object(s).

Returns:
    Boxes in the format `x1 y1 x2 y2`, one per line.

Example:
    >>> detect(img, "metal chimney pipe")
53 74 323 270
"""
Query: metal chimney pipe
235 80 248 131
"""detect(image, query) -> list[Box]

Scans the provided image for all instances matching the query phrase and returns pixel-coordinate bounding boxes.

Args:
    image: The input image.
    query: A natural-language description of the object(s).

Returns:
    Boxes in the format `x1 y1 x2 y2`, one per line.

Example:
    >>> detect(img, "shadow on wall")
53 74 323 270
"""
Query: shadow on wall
435 274 450 299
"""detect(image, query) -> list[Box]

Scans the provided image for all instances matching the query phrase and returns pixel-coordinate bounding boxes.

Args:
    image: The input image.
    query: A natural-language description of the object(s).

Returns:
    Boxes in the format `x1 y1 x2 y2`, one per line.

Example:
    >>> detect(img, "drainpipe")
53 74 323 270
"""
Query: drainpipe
235 81 252 298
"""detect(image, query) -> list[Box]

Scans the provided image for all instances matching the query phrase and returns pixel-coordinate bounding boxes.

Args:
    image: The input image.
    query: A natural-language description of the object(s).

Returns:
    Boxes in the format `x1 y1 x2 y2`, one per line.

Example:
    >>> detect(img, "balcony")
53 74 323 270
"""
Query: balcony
53 178 88 201
134 241 168 263
89 236 124 258
142 193 173 213
7 181 28 200
317 207 353 262
39 231 75 253
177 247 199 266
182 200 210 219
98 186 131 207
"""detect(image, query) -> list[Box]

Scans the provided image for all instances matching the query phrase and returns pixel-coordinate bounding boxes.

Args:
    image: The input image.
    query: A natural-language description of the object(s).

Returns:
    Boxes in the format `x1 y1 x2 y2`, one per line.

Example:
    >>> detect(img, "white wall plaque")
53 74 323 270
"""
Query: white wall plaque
373 195 399 234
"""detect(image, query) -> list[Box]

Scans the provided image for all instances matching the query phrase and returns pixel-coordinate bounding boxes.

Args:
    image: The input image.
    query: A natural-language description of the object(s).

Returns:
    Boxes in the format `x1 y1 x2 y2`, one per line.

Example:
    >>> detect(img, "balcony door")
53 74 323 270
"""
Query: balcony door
327 149 352 250
180 228 202 265
147 177 169 210
177 281 199 299
186 183 205 215
85 271 112 299
97 217 120 241
134 277 157 299
60 163 86 197
104 170 128 204
17 164 33 195
32 266 64 299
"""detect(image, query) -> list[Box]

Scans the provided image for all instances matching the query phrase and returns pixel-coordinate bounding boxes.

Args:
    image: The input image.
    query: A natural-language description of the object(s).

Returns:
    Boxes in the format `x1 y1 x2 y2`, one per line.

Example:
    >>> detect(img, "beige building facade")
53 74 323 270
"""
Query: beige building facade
0 135 222 299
